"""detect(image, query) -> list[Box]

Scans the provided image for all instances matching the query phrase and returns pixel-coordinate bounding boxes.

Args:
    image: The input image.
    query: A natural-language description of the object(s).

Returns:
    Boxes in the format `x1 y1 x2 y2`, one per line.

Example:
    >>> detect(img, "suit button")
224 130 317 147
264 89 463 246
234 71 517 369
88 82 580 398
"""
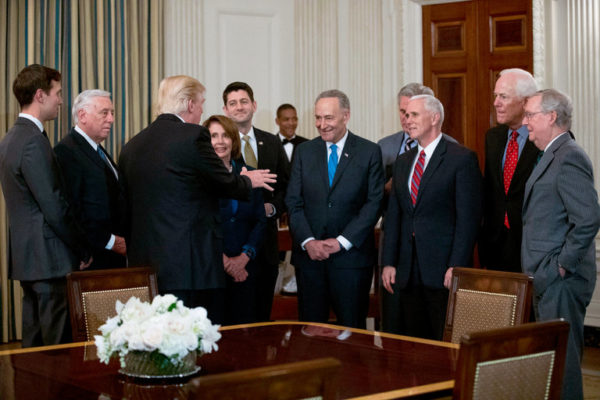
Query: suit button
328 202 333 208
230 218 236 222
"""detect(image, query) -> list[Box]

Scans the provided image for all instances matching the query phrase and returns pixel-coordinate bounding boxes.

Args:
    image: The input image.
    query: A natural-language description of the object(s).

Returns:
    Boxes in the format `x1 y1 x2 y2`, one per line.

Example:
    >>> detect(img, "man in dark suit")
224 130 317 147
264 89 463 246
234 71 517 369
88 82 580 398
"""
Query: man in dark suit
381 95 482 340
0 64 91 347
119 76 276 324
275 103 308 167
223 82 290 321
522 89 600 400
285 89 384 329
480 68 539 272
54 90 126 270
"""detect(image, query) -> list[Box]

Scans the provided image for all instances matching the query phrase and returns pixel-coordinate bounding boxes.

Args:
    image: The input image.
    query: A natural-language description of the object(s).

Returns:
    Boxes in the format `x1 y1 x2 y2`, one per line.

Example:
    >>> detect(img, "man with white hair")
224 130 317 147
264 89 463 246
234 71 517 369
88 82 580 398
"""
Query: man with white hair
381 95 482 340
118 75 276 324
55 89 127 270
480 68 540 272
522 89 600 400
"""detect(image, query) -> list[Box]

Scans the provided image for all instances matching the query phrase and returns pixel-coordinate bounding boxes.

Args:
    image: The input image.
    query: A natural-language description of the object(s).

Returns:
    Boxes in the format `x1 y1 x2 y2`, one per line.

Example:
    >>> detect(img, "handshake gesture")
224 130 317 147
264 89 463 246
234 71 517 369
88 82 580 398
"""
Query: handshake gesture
305 238 342 261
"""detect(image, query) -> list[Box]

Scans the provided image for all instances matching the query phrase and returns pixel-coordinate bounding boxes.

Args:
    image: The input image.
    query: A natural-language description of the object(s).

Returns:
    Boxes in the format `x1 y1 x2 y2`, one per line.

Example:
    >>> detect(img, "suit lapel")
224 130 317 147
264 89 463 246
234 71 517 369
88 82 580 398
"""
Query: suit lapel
71 130 107 171
315 138 329 189
509 139 539 192
330 132 355 190
398 147 417 211
523 134 570 209
414 138 447 208
489 127 508 185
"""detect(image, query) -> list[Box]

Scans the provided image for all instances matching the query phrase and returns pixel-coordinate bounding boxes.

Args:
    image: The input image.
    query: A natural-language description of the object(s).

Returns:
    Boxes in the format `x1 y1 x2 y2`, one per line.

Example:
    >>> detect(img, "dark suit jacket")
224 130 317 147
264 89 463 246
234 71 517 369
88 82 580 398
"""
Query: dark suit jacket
0 117 89 281
280 134 309 172
479 124 539 267
382 138 482 289
118 114 252 292
236 128 290 265
54 129 127 269
286 132 384 270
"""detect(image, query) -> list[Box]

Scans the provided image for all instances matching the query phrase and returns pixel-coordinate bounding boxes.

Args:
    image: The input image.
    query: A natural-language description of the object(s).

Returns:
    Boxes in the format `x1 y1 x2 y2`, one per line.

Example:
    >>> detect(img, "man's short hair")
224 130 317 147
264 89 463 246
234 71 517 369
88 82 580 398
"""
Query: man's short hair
411 94 445 127
72 89 112 125
276 103 296 118
12 64 61 108
202 114 242 159
397 83 434 103
223 82 255 105
315 89 350 111
536 89 573 131
157 75 205 116
499 68 537 99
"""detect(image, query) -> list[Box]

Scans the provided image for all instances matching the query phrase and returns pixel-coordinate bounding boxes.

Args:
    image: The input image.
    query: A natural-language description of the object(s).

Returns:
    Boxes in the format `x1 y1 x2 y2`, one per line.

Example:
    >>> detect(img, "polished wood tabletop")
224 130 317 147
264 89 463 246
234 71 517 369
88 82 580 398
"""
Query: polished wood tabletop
0 322 458 399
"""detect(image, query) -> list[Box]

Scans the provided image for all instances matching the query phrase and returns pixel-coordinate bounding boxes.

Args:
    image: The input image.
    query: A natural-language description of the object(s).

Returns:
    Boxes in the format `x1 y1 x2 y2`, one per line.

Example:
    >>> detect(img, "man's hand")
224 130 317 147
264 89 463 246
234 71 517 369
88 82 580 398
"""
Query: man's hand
382 266 396 294
444 267 454 289
559 265 566 278
112 235 127 256
264 203 275 217
305 240 330 261
79 256 93 270
322 238 341 255
384 178 393 194
241 167 277 191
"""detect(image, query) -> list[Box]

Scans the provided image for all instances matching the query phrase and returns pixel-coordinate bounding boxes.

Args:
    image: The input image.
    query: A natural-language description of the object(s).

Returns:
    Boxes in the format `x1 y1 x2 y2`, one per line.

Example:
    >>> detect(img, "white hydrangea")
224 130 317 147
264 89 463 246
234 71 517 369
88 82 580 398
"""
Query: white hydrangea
94 294 221 366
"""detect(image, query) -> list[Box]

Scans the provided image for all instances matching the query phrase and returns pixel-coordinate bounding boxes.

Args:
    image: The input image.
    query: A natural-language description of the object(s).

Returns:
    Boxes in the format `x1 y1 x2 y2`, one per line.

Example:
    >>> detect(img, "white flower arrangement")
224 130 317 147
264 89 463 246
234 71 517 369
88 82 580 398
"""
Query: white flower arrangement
94 294 221 368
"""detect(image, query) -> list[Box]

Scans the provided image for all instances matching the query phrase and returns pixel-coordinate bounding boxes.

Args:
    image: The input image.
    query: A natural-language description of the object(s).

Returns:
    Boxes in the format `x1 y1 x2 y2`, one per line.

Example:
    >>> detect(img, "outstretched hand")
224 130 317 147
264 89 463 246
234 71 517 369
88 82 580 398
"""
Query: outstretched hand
241 167 277 191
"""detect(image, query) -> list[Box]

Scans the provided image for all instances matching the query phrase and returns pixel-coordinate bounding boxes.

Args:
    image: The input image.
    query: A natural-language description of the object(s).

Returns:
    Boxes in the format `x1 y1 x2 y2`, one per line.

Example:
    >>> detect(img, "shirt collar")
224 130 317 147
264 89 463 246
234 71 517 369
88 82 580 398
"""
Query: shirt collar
327 130 349 150
278 133 296 141
74 125 99 150
173 113 186 123
18 113 44 132
240 126 256 141
509 125 529 140
417 133 443 160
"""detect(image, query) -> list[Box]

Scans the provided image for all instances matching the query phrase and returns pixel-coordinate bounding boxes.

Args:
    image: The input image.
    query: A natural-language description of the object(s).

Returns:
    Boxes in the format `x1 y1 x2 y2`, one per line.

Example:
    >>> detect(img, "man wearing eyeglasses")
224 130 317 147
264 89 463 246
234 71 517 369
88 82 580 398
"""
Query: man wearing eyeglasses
521 89 600 400
480 68 540 272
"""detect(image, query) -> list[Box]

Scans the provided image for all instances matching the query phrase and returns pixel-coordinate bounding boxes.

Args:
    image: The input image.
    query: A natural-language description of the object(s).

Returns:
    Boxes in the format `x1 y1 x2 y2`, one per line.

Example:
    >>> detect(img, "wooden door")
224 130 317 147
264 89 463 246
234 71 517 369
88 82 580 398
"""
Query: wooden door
422 0 533 166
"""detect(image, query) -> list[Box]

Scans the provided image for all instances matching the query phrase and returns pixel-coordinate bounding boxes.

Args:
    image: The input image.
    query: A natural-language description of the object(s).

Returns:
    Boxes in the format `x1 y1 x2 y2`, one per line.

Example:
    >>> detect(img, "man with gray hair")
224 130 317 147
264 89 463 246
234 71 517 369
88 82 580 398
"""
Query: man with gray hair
480 68 540 273
381 95 482 339
55 90 127 270
521 89 600 399
286 89 384 329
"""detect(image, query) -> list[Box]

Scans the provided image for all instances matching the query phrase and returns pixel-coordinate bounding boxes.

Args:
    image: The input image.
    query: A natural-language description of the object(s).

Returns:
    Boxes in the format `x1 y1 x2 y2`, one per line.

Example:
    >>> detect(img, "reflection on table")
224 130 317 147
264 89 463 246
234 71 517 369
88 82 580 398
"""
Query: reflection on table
0 321 458 399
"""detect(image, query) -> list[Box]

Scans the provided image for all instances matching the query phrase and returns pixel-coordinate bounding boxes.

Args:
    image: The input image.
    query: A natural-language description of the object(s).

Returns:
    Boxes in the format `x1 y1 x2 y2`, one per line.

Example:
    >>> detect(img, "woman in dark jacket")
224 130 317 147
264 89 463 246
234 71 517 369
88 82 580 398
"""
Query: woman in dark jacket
203 115 266 325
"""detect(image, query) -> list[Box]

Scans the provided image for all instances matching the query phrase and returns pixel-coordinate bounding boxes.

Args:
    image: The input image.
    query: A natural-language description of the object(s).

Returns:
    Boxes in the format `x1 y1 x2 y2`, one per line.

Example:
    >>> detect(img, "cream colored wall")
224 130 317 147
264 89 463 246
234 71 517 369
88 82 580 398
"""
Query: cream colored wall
163 0 600 326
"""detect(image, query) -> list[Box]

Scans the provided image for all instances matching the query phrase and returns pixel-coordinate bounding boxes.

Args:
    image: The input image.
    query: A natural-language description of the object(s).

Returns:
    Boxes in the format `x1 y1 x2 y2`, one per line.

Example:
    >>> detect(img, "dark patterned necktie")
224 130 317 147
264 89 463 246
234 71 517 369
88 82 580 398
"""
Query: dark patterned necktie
410 150 426 206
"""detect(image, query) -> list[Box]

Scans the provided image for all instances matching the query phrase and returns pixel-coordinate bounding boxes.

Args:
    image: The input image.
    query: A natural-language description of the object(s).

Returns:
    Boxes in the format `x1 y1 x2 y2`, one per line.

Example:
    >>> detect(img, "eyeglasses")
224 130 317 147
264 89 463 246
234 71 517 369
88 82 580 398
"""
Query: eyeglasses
523 111 546 119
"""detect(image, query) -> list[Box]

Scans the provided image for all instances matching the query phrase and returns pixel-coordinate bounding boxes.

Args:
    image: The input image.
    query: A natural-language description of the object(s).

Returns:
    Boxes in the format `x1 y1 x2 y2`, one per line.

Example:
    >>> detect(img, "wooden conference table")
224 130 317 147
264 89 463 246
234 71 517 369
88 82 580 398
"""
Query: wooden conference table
0 322 458 399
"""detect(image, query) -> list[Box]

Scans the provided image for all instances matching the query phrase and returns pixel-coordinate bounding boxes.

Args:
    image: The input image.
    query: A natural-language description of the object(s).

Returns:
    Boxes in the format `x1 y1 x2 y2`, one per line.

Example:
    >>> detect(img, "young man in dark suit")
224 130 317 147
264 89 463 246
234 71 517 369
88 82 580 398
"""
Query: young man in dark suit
381 95 482 340
119 76 275 323
275 103 308 167
480 68 539 272
0 65 91 347
223 82 290 321
286 90 384 329
54 90 127 270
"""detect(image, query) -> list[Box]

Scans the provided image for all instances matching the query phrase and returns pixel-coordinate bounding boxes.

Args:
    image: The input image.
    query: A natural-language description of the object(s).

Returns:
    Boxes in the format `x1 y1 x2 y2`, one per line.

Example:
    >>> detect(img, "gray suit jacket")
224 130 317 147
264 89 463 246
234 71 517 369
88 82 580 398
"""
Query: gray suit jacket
0 117 89 281
521 132 599 297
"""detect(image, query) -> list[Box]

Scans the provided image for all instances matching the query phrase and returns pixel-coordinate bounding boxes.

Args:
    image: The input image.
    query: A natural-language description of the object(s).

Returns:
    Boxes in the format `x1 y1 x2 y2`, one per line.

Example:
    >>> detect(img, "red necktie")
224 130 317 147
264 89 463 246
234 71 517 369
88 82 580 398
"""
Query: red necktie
410 150 426 206
503 131 519 228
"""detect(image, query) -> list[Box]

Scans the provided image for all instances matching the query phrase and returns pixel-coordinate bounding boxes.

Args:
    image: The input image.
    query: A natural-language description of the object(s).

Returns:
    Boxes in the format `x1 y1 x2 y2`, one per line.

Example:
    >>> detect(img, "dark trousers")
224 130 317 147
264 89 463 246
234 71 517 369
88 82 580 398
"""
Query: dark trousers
225 261 259 325
382 243 448 340
483 226 522 273
296 264 372 329
168 288 226 325
20 279 71 347
254 258 279 322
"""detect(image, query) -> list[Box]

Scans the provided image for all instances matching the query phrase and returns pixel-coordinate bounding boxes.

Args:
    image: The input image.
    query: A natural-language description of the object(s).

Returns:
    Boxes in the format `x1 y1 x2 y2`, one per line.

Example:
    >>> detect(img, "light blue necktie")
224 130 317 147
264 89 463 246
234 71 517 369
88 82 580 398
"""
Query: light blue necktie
328 144 338 186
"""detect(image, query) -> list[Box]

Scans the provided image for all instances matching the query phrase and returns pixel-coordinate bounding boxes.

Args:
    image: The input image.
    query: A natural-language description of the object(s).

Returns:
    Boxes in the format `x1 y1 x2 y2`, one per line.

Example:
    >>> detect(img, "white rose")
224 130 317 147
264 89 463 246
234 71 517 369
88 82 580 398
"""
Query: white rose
141 325 164 350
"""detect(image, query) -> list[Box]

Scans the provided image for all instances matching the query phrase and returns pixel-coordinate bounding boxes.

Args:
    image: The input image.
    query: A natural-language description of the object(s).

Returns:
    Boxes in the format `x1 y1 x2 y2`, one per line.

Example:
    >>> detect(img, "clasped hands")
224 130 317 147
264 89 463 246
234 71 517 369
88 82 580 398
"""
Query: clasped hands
223 253 250 282
305 238 341 261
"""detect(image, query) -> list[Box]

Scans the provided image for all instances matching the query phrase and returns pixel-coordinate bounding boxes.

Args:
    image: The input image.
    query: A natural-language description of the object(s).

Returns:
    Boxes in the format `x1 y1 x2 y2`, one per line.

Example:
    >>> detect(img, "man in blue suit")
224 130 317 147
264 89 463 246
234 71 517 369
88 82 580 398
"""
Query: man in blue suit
285 89 384 329
381 95 482 340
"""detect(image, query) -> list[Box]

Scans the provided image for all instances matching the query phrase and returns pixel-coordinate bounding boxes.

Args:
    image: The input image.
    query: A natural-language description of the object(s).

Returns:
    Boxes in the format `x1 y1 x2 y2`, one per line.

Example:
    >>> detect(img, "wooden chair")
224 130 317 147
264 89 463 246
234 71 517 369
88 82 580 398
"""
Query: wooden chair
189 357 341 400
453 320 569 400
444 267 533 343
67 267 158 342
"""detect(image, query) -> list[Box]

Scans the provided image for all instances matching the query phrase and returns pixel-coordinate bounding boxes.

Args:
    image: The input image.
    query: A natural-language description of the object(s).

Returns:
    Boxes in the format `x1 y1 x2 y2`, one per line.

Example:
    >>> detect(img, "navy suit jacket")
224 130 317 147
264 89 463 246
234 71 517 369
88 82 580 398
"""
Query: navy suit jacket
118 114 252 292
382 137 482 288
286 132 384 269
54 129 127 269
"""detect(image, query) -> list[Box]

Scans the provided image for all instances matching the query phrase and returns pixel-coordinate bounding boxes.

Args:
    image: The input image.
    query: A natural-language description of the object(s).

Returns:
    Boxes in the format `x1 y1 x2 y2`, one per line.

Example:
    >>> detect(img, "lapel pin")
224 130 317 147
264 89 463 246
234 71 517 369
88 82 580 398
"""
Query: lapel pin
344 153 349 157
258 141 264 145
